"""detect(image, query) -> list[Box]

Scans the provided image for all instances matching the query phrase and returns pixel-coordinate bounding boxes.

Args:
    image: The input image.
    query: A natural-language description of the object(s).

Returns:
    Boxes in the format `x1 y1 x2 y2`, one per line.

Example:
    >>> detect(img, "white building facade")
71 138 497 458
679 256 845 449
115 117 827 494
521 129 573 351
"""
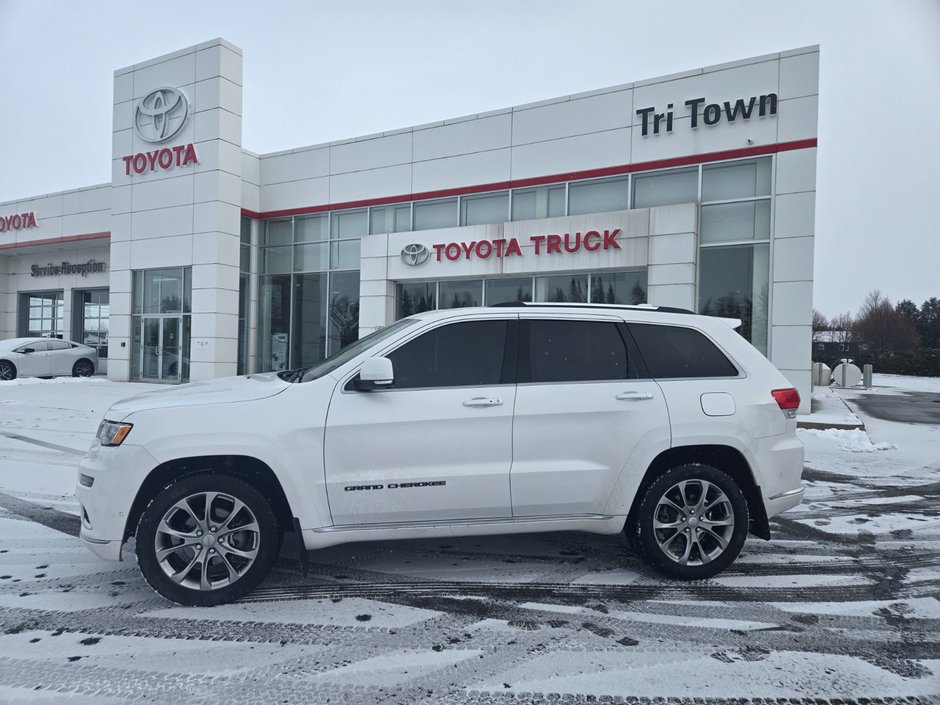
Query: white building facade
0 39 818 411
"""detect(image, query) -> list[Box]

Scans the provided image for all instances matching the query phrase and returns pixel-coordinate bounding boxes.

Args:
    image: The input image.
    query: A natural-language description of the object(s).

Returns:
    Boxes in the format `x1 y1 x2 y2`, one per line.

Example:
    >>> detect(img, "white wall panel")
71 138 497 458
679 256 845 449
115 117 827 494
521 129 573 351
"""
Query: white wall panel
130 205 194 240
776 96 818 143
775 147 817 194
259 177 329 212
131 175 195 212
649 204 697 236
512 89 632 145
511 129 630 180
771 281 813 326
631 111 778 164
414 114 511 161
412 150 510 193
131 55 196 99
772 236 814 282
330 133 413 174
774 192 816 239
649 233 696 265
771 324 811 370
330 165 412 204
261 149 329 185
779 52 819 100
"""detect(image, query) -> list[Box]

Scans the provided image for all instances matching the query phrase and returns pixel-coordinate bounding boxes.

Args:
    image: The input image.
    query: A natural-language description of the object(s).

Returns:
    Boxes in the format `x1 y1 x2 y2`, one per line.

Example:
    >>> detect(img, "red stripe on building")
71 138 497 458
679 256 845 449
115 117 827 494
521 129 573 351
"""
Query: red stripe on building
0 231 111 252
242 139 817 220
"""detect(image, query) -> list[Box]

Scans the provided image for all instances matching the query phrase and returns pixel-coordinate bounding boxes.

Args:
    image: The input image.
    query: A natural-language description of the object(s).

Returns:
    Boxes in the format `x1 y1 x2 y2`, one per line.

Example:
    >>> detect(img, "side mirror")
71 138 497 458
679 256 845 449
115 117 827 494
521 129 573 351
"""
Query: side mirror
21 347 35 354
356 357 394 391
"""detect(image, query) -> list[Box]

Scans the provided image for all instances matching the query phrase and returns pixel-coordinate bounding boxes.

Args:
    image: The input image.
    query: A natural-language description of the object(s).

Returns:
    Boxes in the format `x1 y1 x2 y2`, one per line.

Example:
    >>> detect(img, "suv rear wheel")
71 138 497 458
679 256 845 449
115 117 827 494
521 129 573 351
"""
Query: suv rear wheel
136 474 280 605
633 463 748 580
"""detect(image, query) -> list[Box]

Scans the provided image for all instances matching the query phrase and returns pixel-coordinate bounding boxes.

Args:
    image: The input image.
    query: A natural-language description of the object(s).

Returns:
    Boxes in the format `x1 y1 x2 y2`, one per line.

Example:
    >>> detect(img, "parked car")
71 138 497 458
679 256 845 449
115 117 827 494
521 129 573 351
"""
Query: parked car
0 337 97 380
76 303 804 605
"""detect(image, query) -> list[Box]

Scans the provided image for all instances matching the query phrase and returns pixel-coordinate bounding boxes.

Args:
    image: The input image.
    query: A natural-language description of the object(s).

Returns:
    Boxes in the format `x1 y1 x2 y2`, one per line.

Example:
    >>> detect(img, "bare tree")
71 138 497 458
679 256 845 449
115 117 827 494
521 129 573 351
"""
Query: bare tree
812 309 829 344
853 290 920 358
829 312 854 344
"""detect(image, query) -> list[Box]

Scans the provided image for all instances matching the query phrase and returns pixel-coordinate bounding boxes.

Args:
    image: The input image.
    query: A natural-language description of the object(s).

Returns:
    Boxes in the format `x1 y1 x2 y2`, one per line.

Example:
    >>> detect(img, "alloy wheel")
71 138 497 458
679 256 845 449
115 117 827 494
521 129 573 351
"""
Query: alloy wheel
652 479 735 566
154 491 261 592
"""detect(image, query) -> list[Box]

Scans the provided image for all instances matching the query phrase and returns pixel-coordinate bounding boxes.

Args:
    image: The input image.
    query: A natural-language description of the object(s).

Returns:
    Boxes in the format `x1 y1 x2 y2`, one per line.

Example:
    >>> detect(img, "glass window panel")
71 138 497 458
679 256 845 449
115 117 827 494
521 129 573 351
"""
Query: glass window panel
330 209 367 239
291 272 328 369
327 270 360 356
511 185 566 221
460 191 509 226
528 320 632 383
589 271 647 305
294 242 329 272
414 198 457 231
702 157 771 202
698 243 770 355
369 204 412 234
568 177 628 216
240 244 251 272
397 282 436 319
264 246 293 274
295 214 328 243
133 271 143 314
240 217 251 245
633 168 698 208
258 275 292 372
388 320 507 389
330 239 361 270
535 274 588 303
183 267 191 314
700 200 771 244
264 219 292 247
485 277 532 305
630 324 739 378
439 280 482 309
156 272 183 314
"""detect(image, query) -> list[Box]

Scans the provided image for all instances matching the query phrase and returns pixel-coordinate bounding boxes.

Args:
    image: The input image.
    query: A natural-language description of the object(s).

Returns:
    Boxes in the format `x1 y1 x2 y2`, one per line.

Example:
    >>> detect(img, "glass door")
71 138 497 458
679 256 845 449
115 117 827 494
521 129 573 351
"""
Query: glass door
140 315 181 382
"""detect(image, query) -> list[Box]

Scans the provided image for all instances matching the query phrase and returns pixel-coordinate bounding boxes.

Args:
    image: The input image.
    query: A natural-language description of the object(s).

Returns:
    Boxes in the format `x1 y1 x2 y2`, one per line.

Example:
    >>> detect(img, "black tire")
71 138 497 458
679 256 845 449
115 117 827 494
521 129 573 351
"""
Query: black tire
633 463 748 580
72 358 95 377
136 474 281 606
0 360 16 381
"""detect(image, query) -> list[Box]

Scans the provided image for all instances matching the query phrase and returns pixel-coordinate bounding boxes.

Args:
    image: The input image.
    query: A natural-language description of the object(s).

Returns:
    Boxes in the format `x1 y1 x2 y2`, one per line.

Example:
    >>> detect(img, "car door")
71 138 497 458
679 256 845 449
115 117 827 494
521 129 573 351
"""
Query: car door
510 315 670 517
14 340 51 377
46 339 73 375
323 315 517 526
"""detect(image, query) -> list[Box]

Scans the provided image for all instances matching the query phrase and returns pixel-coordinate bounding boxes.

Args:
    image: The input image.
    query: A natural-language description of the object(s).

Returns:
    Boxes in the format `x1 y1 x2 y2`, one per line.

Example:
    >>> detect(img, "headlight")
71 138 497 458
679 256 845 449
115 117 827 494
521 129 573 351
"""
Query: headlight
96 419 133 446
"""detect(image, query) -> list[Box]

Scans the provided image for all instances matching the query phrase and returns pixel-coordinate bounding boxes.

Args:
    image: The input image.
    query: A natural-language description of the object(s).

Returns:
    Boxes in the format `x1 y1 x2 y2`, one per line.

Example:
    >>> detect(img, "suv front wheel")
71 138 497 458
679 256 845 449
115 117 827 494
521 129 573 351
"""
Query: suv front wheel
136 474 280 605
633 463 748 580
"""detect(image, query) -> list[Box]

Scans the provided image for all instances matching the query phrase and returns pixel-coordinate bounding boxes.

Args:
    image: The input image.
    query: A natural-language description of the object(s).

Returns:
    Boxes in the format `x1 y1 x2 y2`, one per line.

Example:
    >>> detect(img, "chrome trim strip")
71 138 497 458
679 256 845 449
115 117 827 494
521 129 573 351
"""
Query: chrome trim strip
768 486 805 501
314 513 616 533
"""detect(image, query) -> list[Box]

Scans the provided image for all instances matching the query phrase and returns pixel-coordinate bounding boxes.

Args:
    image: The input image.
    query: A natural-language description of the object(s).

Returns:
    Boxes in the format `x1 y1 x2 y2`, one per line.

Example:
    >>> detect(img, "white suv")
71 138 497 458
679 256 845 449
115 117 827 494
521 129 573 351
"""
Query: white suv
76 303 804 605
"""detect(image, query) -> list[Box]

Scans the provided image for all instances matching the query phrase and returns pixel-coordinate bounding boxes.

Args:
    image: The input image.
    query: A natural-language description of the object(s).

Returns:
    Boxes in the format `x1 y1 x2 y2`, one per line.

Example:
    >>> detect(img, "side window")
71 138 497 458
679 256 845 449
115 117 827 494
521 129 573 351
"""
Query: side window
527 319 633 383
47 340 71 351
387 320 508 389
629 324 738 378
18 340 49 353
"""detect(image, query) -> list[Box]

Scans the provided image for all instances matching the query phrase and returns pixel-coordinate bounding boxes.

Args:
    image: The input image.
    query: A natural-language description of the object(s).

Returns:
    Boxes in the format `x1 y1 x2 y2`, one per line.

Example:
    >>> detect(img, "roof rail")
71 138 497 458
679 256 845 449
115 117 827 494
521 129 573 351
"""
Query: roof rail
488 301 695 315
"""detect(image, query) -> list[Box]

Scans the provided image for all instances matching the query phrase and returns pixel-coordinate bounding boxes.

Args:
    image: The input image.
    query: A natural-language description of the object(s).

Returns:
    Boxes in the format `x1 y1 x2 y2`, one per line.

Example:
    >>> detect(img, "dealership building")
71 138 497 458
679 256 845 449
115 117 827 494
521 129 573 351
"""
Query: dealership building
0 39 818 411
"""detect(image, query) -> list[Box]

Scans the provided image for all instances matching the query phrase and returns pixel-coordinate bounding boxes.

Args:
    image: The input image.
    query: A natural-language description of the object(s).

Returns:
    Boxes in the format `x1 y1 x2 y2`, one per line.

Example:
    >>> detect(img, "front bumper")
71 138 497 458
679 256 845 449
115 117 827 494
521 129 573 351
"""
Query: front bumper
765 485 805 517
75 442 159 561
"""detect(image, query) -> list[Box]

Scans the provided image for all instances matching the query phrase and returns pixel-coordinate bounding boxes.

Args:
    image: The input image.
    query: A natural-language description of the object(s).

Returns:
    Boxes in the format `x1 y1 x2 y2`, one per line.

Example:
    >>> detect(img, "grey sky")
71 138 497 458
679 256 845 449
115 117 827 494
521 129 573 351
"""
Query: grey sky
1 0 938 316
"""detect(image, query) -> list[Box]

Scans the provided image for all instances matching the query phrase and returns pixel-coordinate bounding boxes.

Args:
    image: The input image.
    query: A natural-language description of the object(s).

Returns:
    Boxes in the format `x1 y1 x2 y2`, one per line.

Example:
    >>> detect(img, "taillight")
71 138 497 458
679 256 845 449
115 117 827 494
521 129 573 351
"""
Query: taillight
771 388 800 418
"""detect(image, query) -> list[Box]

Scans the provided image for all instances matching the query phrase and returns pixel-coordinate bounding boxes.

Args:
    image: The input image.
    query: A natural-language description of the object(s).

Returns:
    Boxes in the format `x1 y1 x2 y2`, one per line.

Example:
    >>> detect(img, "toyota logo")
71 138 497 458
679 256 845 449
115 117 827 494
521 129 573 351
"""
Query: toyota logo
134 87 190 143
401 243 430 266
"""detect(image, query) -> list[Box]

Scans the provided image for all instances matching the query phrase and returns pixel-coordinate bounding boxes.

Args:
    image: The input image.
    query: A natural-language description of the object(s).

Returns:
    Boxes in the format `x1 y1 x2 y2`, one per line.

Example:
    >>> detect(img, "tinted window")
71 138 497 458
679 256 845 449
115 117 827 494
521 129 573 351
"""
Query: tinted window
527 320 631 383
48 340 72 351
388 321 507 389
630 324 738 378
19 340 48 352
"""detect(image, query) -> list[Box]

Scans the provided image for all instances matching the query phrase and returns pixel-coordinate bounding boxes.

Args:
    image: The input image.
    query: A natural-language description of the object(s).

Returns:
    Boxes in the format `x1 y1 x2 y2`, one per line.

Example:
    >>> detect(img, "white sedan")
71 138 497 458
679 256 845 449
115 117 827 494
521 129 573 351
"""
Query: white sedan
0 337 98 381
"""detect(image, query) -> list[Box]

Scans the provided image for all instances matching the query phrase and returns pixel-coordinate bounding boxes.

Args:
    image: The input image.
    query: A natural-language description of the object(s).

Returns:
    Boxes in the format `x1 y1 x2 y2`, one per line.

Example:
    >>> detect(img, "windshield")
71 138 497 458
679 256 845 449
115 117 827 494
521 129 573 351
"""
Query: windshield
298 318 418 382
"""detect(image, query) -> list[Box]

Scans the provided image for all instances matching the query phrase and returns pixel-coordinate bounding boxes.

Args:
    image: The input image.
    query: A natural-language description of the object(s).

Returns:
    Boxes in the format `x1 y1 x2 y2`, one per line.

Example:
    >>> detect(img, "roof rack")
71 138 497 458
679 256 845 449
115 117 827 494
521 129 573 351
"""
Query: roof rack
488 301 695 315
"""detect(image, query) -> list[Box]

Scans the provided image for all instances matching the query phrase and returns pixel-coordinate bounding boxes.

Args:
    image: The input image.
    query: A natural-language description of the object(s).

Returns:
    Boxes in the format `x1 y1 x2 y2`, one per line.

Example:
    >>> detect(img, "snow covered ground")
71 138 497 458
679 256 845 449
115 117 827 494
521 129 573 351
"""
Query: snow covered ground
0 375 938 704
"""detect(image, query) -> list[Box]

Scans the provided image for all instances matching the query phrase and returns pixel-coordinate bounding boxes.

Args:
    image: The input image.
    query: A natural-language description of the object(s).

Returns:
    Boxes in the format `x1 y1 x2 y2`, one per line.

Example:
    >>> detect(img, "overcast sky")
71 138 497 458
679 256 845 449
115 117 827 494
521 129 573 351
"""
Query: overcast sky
1 0 938 316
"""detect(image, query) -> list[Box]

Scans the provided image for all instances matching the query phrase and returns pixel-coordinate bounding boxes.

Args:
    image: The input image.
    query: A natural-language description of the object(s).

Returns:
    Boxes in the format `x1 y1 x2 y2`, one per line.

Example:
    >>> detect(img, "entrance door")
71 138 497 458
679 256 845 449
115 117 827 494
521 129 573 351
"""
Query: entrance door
140 316 181 382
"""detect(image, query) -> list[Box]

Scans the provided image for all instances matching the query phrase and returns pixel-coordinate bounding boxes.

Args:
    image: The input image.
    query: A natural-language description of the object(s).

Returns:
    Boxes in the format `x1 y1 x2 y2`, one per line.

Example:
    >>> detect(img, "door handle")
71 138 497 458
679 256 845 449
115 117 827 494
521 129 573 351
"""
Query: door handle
615 391 654 401
463 397 503 407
